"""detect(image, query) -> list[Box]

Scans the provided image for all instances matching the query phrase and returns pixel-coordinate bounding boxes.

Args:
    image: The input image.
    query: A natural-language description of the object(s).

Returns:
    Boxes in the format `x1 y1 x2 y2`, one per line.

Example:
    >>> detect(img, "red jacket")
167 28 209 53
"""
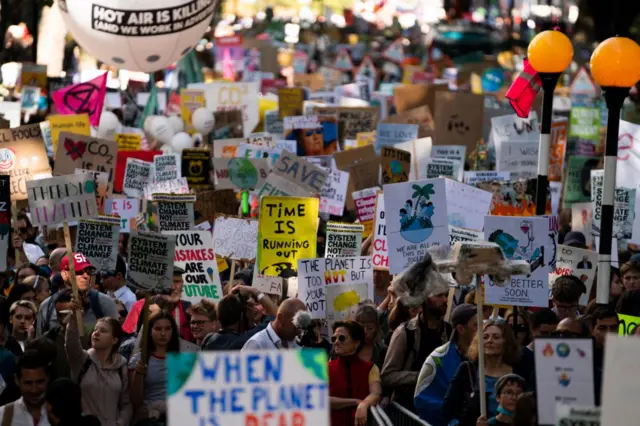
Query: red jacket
329 355 374 426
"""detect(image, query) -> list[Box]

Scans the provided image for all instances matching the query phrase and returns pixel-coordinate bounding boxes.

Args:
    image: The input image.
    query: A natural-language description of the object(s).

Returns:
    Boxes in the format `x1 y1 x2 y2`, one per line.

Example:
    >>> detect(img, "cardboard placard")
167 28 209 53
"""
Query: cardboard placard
319 167 349 217
293 73 325 92
325 222 364 258
382 105 434 137
76 216 120 272
313 106 380 141
154 154 181 182
270 150 328 195
213 109 244 139
381 146 410 184
49 114 91 156
433 91 483 157
55 133 118 189
153 193 196 231
278 88 305 119
212 216 258 261
123 158 153 198
194 189 238 224
127 231 175 291
182 148 212 190
213 158 269 190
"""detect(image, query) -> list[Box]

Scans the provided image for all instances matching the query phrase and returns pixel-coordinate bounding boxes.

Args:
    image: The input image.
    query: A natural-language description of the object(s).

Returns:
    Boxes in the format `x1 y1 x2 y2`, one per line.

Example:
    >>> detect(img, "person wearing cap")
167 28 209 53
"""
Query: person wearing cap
36 253 118 337
414 304 477 426
122 266 193 341
476 374 526 426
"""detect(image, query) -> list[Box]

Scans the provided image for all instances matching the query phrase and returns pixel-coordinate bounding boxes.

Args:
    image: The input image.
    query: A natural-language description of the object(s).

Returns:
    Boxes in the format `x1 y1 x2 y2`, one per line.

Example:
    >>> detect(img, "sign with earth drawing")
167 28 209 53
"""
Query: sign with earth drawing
213 158 269 190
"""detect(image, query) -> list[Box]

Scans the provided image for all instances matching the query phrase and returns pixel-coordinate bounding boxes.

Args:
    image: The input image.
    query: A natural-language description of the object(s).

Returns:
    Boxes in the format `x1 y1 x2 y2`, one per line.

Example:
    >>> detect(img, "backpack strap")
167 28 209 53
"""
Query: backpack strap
77 357 93 384
1 402 14 426
88 290 104 319
43 292 61 334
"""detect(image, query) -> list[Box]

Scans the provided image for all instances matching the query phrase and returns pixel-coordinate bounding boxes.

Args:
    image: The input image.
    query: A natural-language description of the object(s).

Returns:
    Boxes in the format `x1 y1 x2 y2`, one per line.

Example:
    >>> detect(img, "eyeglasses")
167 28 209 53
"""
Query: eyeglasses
98 271 117 279
12 227 28 235
331 335 347 343
501 390 522 399
305 129 323 137
555 303 578 312
190 320 211 327
78 269 95 277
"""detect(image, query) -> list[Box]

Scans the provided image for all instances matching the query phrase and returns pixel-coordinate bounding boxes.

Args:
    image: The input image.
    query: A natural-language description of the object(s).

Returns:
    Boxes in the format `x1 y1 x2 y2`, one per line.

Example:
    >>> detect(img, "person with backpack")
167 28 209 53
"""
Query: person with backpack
65 298 132 426
36 253 118 337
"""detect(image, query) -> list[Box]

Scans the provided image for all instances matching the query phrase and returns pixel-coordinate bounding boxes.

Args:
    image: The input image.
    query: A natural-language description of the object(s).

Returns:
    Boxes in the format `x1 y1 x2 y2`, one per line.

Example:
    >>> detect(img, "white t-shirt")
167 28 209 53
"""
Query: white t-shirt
0 398 51 426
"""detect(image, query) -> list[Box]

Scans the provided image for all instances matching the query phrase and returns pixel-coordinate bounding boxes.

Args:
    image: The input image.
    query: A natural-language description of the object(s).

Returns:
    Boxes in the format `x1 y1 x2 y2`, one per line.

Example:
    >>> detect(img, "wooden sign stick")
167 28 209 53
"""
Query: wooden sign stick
63 222 85 336
140 293 152 362
11 202 20 267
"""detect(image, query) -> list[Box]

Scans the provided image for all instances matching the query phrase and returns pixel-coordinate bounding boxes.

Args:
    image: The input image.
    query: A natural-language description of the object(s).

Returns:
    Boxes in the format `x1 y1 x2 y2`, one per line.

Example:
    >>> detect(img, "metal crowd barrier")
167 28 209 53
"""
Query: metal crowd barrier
369 402 433 426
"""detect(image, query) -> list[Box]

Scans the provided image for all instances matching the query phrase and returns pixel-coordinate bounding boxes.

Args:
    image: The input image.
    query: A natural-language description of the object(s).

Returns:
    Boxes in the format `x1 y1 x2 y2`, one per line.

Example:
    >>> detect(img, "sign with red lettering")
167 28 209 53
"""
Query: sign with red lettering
372 192 387 270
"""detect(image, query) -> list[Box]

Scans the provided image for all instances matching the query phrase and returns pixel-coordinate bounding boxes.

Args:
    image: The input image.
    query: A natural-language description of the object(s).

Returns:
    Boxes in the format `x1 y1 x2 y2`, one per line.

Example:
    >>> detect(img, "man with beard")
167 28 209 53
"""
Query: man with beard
381 282 452 410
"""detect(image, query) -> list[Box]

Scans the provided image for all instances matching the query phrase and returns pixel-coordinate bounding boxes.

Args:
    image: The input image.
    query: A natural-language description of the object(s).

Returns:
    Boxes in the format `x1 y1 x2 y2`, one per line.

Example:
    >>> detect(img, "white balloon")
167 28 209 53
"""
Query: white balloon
97 110 120 139
171 132 194 153
191 107 215 134
159 143 175 153
167 115 185 133
148 116 175 144
58 0 215 73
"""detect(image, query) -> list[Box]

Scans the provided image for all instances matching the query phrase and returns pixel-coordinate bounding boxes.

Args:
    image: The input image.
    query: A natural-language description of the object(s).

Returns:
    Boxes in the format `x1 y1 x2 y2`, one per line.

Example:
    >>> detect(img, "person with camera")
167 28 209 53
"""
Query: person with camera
242 297 305 350
292 311 331 354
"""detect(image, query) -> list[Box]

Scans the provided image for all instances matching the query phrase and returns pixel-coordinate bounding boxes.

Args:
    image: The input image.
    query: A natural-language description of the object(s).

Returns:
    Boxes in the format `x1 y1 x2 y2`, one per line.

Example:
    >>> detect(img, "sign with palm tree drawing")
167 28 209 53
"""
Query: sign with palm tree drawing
383 178 449 274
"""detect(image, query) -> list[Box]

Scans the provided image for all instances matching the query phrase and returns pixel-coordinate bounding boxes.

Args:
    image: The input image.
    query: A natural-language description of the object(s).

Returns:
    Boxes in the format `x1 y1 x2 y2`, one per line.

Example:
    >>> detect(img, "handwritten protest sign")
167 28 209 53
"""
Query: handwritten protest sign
591 170 635 239
164 230 222 302
212 216 258 261
618 313 640 336
76 216 119 272
278 87 305 119
269 150 328 195
106 198 139 232
213 158 269 190
153 194 195 231
375 123 419 152
495 140 538 180
153 154 181 182
326 282 370 333
298 256 373 320
432 145 466 164
381 146 410 184
352 187 378 237
127 231 175 291
75 168 109 215
246 132 275 147
123 158 152 198
444 179 492 232
49 114 90 155
0 124 52 201
319 167 349 216
144 177 190 201
313 106 379 140
167 350 329 426
55 133 118 187
325 222 364 257
256 173 313 199
550 245 597 305
484 215 557 307
27 173 98 226
257 196 319 277
434 92 483 156
373 193 388 270
182 148 212 190
114 133 142 151
383 178 449 274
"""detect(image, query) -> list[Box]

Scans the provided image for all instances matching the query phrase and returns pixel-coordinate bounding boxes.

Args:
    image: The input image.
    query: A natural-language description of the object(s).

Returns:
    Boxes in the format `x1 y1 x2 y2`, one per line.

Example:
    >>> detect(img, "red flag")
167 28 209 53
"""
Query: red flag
52 73 107 127
506 59 542 118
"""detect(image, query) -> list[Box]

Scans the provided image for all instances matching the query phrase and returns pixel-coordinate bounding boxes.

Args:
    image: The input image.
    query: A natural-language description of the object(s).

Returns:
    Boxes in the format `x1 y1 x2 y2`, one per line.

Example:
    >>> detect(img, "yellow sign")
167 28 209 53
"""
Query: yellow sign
618 313 640 336
115 133 142 151
180 89 206 134
48 114 91 157
354 131 376 149
257 196 319 277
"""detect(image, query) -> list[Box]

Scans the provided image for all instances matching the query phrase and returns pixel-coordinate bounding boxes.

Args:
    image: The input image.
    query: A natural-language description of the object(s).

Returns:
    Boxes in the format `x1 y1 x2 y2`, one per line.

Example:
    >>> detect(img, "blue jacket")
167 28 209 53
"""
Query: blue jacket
414 341 464 426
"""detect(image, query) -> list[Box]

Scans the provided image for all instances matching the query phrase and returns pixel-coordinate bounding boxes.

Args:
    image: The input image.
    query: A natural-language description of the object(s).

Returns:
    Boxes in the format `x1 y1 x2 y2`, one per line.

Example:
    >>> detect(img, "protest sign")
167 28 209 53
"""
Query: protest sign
569 106 600 154
313 106 380 141
298 257 373 321
449 226 482 245
383 178 449 274
347 157 380 191
27 173 98 226
127 231 175 291
194 189 237 224
444 179 492 232
617 120 640 189
213 158 269 190
319 167 349 216
252 267 283 296
214 109 244 139
75 168 110 215
325 222 364 257
0 124 52 201
76 216 119 272
425 157 462 180
477 179 551 216
164 230 222 303
106 197 139 233
182 148 212 190
278 87 305 119
601 335 640 426
375 123 419 152
114 133 142 151
52 73 106 127
188 81 259 136
495 139 538 180
534 338 595 426
355 131 376 148
180 89 206 134
257 196 319 277
270 150 328 195
283 115 339 157
352 187 378 237
55 133 118 186
326 282 370 333
556 406 600 426
113 151 161 194
549 119 569 181
483 215 557 307
563 156 598 207
381 146 411 184
618 313 640 336
382 105 434 138
432 145 466 164
463 171 510 185
48 114 91 155
334 142 377 209
123 158 152 198
167 350 329 426
550 245 597 305
256 173 313 199
293 73 324 91
591 170 635 239
144 177 190 201
0 176 9 271
373 193 388 270
433 91 483 155
236 144 281 167
212 216 258 261
153 154 181 182
153 194 196 231
247 132 275 147
264 110 284 135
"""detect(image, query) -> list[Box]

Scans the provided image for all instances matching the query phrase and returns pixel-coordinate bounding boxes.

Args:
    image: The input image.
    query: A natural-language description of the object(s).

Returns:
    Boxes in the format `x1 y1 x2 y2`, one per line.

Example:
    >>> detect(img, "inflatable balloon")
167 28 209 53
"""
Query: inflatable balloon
481 68 505 93
171 132 194 152
58 0 217 72
159 143 175 153
97 110 121 139
167 115 185 133
191 107 214 134
147 115 175 144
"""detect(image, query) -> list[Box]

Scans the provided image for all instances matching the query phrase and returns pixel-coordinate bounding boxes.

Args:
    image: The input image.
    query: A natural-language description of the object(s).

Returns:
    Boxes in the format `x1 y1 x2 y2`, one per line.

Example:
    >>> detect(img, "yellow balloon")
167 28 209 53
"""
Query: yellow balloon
527 30 573 73
590 37 640 88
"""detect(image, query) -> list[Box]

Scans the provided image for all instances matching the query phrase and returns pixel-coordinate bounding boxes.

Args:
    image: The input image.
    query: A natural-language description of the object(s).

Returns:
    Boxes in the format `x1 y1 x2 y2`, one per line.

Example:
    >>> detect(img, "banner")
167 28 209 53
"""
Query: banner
76 216 120 272
212 216 258 261
164 230 222 303
167 350 329 426
373 193 388 270
27 173 98 226
123 158 153 198
153 154 181 182
257 196 319 277
127 231 175 292
550 245 597 305
153 194 196 231
51 73 107 127
325 222 364 258
383 178 449 274
213 158 269 190
298 256 373 320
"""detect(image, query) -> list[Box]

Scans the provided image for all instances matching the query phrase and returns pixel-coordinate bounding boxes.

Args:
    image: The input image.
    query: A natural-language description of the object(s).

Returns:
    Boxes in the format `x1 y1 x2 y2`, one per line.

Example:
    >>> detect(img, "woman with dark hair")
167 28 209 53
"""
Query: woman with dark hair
66 299 132 426
355 304 387 369
505 311 533 347
443 320 530 426
129 310 181 425
329 320 382 426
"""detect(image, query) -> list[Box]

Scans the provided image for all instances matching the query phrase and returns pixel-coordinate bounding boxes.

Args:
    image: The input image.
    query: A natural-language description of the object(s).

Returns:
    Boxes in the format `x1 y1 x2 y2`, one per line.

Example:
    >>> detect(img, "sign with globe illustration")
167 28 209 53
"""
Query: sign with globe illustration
213 158 269 190
382 178 449 274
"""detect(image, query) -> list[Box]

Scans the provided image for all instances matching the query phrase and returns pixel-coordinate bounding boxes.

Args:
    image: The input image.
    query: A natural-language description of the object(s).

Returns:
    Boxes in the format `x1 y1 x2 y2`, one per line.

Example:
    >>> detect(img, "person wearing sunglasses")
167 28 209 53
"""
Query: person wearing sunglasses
11 213 45 266
297 126 326 156
329 321 381 426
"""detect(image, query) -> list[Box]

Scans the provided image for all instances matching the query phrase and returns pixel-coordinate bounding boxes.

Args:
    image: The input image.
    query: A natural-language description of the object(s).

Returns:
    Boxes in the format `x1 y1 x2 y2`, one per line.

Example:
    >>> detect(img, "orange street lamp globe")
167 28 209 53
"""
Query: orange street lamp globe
527 30 574 73
590 37 640 88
